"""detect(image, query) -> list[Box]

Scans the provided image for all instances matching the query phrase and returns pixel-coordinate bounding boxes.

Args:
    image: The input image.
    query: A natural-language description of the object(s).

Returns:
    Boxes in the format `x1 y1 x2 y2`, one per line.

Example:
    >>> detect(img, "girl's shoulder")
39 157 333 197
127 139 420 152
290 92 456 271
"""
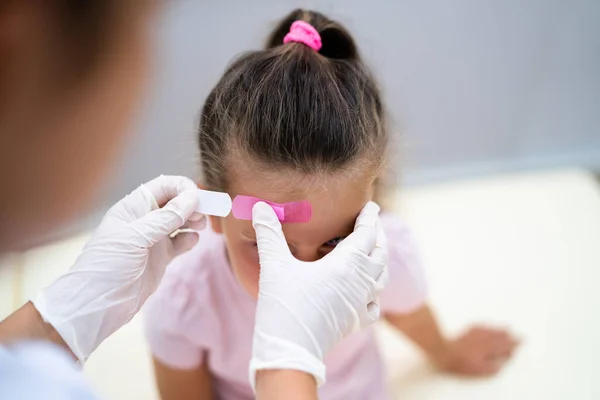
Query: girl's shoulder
379 212 423 264
378 212 428 313
161 226 228 286
379 212 415 240
143 228 233 348
144 227 230 322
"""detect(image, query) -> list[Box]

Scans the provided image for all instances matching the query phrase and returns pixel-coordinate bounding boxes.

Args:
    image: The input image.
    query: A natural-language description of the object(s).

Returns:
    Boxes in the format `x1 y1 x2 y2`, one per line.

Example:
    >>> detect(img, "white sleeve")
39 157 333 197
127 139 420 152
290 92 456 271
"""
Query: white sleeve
0 341 101 399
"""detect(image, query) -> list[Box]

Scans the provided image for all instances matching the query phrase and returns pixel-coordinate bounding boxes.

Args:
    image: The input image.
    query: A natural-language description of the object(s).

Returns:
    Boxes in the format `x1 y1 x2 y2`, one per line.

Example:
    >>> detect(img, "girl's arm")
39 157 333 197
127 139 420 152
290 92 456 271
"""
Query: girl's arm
152 357 214 400
255 370 317 400
385 304 519 376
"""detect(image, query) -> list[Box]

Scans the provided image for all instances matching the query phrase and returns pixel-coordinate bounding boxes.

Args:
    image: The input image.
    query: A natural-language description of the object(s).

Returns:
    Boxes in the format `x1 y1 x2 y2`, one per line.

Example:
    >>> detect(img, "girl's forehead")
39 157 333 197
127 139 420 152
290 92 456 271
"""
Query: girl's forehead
233 180 373 244
226 168 376 242
228 166 375 203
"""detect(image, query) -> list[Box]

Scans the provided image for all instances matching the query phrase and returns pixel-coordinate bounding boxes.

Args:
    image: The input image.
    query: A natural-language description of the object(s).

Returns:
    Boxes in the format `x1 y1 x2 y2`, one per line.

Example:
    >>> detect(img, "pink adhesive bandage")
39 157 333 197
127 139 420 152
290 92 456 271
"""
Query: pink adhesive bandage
232 195 312 223
283 21 322 51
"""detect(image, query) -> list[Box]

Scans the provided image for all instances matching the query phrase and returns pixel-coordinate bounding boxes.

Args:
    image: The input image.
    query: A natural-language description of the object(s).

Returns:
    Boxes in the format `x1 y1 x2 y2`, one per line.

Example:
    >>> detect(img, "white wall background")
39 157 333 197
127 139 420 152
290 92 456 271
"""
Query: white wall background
93 0 599 216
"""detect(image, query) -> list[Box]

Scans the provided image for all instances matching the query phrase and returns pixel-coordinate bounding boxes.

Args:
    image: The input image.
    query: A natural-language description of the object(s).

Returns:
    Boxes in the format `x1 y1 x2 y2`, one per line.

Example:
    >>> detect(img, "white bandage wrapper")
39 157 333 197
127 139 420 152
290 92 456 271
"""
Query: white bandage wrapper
196 189 232 217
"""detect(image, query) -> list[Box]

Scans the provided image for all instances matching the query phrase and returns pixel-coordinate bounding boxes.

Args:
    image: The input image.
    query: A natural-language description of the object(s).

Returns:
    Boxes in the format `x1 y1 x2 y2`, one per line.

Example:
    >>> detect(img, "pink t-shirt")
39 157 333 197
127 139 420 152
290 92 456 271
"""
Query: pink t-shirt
144 213 427 400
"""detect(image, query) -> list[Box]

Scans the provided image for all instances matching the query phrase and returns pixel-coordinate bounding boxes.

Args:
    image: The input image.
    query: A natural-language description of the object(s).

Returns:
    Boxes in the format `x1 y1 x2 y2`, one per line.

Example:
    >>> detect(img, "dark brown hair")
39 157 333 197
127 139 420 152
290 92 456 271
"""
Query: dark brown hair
198 9 388 193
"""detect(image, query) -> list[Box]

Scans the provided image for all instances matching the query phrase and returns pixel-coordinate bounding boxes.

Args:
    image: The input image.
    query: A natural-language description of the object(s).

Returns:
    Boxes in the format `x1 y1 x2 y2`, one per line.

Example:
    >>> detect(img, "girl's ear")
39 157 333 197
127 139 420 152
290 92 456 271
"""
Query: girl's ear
208 216 223 234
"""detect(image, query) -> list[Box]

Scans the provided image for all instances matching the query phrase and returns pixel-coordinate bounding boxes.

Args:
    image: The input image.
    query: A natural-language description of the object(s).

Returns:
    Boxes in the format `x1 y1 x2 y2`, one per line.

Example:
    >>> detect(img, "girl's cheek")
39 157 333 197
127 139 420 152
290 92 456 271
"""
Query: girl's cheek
319 245 337 257
319 249 332 257
241 243 260 264
229 244 260 280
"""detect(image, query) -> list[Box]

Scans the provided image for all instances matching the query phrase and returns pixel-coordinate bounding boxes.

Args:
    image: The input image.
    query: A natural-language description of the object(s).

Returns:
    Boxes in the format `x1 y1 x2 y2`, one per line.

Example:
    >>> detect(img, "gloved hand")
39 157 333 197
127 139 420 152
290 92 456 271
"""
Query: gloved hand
32 175 206 363
249 201 388 388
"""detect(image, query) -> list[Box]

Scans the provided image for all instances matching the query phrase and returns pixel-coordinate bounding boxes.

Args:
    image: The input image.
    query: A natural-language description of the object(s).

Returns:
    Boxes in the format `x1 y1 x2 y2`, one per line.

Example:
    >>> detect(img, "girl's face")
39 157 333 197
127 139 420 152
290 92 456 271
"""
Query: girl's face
209 170 375 298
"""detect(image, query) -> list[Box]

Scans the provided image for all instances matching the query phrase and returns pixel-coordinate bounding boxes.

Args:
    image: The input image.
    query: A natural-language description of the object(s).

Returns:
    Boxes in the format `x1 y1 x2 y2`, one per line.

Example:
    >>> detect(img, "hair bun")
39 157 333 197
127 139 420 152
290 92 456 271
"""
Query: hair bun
318 24 358 60
266 9 360 61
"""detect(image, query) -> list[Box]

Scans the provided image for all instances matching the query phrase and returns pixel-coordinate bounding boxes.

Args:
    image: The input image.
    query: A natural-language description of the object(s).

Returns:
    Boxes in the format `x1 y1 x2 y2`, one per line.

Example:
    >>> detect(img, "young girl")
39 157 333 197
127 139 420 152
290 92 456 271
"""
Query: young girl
144 9 517 400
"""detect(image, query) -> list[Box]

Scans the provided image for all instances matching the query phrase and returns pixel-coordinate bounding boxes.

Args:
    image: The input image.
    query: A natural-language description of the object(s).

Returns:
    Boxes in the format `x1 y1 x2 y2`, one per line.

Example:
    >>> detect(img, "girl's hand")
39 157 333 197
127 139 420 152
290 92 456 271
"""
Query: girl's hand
432 326 519 376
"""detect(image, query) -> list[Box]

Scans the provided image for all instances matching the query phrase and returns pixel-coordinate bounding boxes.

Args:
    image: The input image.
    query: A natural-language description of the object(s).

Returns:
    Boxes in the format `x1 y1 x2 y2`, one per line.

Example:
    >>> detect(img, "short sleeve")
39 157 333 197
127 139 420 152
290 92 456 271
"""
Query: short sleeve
378 213 428 314
143 249 210 370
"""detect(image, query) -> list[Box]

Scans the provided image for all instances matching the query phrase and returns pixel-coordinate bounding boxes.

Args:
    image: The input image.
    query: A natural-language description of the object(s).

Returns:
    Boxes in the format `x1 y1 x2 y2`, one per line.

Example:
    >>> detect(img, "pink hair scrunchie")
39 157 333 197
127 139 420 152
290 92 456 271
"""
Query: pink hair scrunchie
283 20 322 51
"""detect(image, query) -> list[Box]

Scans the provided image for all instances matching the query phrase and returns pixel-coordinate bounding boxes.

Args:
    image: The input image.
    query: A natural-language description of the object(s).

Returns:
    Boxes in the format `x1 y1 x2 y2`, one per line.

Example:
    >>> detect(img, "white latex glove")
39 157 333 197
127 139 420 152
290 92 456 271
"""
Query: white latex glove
249 201 388 388
32 175 206 363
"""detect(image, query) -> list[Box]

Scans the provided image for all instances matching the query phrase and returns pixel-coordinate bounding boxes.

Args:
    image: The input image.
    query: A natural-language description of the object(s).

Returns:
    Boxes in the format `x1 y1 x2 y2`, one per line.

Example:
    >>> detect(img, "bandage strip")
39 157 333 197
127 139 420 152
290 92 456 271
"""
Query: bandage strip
232 195 312 223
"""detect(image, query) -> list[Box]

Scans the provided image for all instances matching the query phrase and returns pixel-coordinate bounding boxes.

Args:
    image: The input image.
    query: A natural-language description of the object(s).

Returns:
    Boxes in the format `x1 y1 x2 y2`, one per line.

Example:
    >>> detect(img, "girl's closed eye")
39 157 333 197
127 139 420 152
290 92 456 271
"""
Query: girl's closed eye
324 236 346 248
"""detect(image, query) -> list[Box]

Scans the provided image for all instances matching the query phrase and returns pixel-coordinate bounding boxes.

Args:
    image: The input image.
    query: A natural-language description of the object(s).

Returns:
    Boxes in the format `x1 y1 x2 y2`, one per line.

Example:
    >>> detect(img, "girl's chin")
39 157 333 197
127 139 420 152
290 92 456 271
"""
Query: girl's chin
233 268 260 298
243 282 259 299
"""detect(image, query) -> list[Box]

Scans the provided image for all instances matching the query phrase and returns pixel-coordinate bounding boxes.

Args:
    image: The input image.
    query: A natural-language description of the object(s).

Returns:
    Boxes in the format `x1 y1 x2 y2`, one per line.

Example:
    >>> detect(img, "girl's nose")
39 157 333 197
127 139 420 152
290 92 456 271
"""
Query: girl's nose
289 245 321 262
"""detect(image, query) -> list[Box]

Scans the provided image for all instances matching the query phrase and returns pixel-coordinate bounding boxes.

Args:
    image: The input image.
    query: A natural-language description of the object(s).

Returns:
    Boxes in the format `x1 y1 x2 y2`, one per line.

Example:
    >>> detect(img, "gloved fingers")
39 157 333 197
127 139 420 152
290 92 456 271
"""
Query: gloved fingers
106 182 155 221
185 214 207 231
371 223 388 260
143 175 198 208
130 189 199 247
170 231 200 257
358 224 388 282
356 259 387 317
167 213 207 236
359 300 381 328
373 265 389 295
252 202 292 265
367 224 389 284
335 201 379 255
